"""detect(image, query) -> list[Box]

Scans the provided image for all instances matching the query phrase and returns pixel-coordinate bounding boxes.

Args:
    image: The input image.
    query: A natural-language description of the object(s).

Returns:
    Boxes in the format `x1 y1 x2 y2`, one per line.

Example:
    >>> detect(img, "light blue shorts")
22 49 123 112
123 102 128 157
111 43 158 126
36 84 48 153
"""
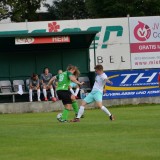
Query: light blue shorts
84 90 103 104
70 82 77 88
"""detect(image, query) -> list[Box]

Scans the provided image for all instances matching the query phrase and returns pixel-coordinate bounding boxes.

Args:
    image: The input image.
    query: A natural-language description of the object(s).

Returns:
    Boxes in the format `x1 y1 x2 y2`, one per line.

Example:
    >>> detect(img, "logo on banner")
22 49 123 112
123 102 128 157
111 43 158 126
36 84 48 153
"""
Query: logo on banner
134 21 151 41
48 22 60 32
15 37 34 44
103 70 159 99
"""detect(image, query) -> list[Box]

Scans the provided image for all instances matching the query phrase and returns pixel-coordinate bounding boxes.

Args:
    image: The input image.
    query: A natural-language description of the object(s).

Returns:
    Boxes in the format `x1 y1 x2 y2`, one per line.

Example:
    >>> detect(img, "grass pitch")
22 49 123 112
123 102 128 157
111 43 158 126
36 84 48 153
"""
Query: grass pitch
0 104 160 160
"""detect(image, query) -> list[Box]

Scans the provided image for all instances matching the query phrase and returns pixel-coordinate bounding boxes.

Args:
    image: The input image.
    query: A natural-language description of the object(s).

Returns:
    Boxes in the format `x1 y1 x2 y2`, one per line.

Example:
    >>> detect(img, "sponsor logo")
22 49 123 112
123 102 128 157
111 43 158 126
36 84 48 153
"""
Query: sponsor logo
15 37 34 44
134 21 151 41
48 22 60 32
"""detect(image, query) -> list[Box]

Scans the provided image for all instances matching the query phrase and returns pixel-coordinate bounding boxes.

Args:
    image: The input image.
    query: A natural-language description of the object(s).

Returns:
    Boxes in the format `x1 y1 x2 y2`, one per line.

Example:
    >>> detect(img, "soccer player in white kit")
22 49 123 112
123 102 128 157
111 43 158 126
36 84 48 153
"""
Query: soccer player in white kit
71 64 115 122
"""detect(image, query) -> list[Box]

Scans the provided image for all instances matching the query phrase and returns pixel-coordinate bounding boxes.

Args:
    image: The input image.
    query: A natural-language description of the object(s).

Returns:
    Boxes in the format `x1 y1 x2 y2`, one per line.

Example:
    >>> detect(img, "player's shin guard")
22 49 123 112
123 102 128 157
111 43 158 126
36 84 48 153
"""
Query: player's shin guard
72 100 79 114
61 109 69 121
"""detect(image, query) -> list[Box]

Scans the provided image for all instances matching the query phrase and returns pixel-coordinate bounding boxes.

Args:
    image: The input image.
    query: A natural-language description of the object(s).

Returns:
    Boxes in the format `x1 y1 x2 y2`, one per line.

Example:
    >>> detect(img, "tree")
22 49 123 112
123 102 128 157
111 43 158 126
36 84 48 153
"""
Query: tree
132 0 160 16
0 1 11 20
85 0 160 18
45 0 90 20
0 0 46 22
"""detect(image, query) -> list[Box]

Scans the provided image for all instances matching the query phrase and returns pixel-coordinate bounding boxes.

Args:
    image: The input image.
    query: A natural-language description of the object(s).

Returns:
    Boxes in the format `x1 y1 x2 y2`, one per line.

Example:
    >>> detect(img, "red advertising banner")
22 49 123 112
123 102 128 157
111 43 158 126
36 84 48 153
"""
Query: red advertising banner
130 42 160 53
15 36 70 45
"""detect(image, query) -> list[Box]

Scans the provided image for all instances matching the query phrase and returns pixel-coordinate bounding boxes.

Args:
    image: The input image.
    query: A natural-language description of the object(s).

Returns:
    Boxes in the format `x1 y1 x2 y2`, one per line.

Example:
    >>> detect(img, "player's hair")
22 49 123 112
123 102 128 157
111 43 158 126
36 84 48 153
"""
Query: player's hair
94 64 103 71
43 67 49 73
31 73 38 79
58 69 63 74
67 64 80 78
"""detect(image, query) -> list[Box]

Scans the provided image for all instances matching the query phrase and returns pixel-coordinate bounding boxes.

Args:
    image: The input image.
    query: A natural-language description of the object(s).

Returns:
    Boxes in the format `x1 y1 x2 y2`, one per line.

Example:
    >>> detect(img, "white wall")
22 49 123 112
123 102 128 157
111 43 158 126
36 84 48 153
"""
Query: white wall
0 16 160 71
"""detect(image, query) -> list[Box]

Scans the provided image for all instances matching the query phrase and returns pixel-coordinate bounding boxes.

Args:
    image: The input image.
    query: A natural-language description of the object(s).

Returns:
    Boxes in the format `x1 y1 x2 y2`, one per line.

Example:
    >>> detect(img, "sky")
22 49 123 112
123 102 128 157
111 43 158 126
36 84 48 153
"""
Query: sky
37 0 54 12
46 0 54 5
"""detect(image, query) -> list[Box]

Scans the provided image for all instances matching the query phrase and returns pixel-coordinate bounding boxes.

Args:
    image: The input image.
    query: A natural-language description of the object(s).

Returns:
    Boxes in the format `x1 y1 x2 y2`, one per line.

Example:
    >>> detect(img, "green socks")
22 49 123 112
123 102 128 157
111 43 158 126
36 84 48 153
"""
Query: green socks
61 109 69 121
72 100 79 114
61 101 79 121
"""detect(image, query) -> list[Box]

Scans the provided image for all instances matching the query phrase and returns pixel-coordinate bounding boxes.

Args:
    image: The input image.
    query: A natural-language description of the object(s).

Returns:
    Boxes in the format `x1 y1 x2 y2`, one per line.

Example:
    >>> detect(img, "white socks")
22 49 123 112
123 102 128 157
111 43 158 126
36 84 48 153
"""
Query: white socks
37 89 41 100
43 89 47 98
76 106 111 119
29 89 41 102
75 88 79 96
29 89 32 102
50 88 55 97
70 88 75 95
76 106 85 118
70 88 80 96
101 106 111 116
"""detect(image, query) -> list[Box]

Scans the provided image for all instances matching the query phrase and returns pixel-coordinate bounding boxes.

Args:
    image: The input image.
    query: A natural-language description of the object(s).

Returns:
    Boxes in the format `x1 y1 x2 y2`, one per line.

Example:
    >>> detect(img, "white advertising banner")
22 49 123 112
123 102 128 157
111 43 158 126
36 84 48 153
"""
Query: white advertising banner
129 16 160 69
0 18 131 71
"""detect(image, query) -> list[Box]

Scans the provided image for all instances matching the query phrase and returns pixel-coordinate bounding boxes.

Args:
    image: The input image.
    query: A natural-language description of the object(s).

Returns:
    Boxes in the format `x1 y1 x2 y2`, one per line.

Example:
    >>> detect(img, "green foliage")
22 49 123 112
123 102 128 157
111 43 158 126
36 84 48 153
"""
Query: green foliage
0 105 160 160
1 0 160 21
85 0 160 18
0 1 11 20
45 0 90 20
0 0 46 22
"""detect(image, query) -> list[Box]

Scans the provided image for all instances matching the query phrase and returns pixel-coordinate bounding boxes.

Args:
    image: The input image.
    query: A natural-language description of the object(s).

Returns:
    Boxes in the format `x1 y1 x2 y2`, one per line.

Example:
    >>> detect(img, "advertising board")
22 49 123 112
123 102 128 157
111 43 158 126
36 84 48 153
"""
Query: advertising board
103 69 159 99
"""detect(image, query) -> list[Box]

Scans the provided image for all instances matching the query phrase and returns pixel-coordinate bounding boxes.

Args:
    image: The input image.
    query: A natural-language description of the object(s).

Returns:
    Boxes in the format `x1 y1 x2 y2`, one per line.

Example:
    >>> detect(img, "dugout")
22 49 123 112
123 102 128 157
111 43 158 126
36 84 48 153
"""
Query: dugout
0 31 98 81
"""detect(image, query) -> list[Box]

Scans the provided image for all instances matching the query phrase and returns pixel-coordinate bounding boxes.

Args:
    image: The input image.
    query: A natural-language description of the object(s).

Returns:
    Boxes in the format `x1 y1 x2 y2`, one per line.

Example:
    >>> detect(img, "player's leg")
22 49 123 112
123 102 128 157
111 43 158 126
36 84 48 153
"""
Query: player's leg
57 90 72 122
76 100 87 119
37 88 41 101
94 91 114 121
61 104 71 122
69 86 75 95
71 95 79 115
75 85 80 97
49 85 56 102
71 92 94 122
29 88 33 102
42 84 48 101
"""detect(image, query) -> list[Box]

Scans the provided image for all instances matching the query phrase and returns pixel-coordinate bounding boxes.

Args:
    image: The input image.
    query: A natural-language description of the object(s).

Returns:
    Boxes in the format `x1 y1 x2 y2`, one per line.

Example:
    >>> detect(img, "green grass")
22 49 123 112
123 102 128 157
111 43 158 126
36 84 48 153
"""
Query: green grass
0 104 160 160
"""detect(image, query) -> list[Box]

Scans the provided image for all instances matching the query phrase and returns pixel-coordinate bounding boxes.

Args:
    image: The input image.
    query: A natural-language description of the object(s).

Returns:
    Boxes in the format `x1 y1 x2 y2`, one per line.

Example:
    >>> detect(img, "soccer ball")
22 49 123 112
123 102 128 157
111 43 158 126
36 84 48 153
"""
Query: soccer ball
57 113 62 121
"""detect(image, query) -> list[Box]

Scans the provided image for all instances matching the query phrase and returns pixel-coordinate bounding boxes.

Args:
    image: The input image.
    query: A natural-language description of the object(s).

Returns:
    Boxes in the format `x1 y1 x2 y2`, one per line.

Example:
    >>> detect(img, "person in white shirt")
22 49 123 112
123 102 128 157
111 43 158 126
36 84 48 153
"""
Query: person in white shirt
71 64 115 122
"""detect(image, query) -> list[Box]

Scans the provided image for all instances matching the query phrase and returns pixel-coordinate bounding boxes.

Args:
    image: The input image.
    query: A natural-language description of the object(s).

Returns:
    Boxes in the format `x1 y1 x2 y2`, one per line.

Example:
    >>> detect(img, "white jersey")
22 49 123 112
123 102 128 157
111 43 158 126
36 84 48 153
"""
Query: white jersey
92 73 108 93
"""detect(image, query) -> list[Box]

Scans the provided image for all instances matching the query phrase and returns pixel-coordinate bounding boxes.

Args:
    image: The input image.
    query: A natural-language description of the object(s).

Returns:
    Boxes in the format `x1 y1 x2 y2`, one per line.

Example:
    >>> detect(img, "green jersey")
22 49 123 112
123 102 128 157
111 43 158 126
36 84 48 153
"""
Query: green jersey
56 71 73 90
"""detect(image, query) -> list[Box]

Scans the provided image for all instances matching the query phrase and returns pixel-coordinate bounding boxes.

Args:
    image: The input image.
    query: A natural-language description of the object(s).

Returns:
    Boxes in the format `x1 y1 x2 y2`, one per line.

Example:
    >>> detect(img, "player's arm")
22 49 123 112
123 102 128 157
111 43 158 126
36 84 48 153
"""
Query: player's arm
36 79 40 88
40 74 43 85
69 75 84 86
103 78 112 93
29 80 33 89
105 78 113 85
48 76 57 86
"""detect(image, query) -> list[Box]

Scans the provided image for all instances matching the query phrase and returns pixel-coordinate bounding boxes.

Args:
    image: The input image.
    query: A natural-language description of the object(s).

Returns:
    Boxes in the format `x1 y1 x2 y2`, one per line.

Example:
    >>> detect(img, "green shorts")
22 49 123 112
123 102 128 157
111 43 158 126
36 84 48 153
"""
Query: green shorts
84 90 103 104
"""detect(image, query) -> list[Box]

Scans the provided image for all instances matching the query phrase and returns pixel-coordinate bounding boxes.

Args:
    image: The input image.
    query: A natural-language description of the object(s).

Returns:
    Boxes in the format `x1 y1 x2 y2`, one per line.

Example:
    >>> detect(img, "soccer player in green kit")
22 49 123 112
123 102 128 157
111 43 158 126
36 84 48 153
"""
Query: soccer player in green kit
48 65 84 122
